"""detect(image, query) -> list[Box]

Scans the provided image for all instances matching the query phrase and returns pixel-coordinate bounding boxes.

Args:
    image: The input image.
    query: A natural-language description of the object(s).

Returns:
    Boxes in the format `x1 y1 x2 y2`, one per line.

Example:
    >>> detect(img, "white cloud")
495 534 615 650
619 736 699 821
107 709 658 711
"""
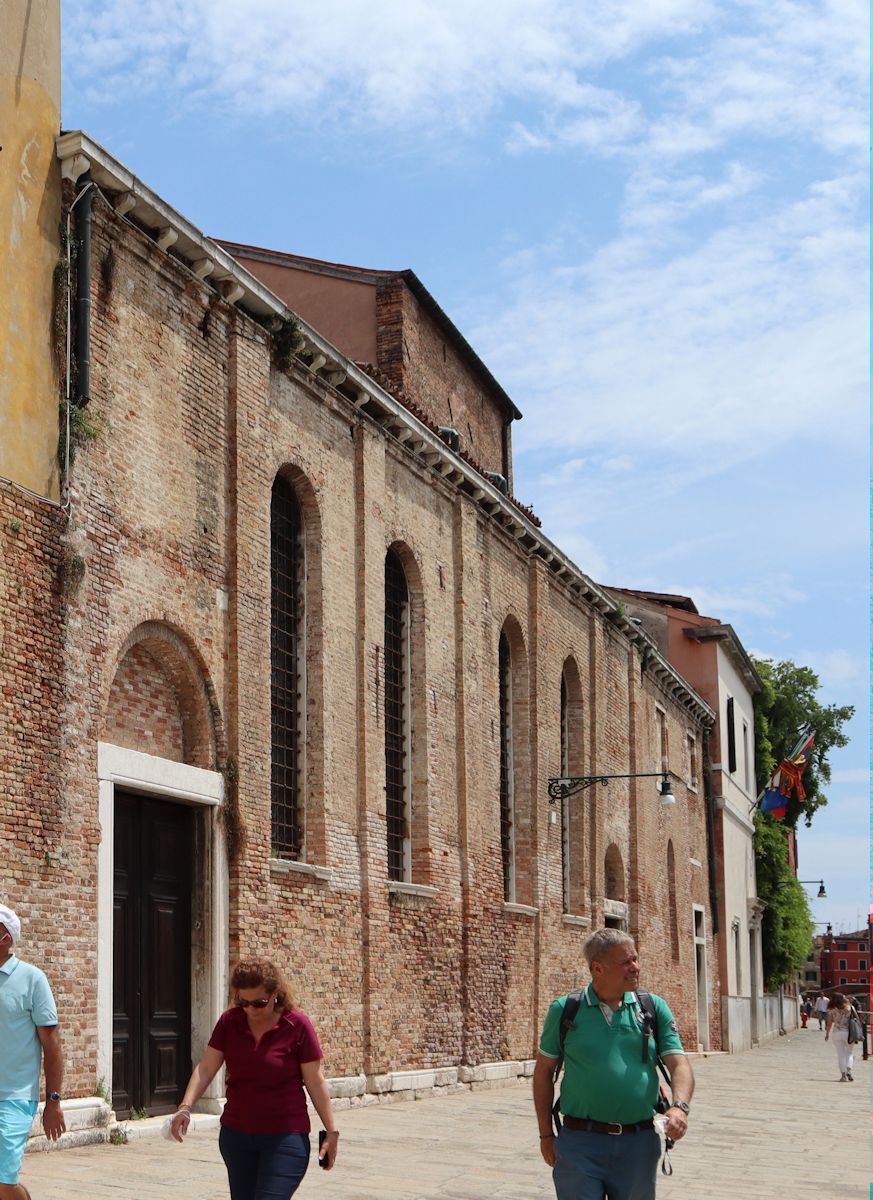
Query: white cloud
474 166 867 463
795 649 864 688
66 0 710 130
830 768 869 785
659 576 806 619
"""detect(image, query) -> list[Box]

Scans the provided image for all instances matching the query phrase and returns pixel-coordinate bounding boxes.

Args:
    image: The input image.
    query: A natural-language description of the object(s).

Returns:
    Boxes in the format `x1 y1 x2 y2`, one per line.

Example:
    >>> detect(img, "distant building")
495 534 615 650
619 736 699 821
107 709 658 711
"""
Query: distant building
604 589 771 1051
820 928 869 997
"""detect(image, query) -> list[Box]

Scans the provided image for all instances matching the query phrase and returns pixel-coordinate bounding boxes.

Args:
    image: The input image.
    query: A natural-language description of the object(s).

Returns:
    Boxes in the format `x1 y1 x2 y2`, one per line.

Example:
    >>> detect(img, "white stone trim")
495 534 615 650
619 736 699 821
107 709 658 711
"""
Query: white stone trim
603 898 629 919
95 743 227 1108
503 902 539 917
561 914 591 928
388 881 437 898
270 858 331 881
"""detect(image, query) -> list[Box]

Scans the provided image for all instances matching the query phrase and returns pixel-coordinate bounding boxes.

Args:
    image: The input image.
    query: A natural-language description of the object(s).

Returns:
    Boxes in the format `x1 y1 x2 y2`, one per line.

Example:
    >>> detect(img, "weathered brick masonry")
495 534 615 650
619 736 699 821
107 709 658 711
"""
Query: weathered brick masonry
4 175 720 1115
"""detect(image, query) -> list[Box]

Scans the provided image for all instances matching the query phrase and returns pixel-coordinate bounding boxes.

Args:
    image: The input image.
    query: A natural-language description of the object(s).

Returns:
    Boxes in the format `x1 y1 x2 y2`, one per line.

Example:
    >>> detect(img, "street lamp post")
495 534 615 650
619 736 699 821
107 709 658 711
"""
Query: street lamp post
777 879 828 899
547 771 677 805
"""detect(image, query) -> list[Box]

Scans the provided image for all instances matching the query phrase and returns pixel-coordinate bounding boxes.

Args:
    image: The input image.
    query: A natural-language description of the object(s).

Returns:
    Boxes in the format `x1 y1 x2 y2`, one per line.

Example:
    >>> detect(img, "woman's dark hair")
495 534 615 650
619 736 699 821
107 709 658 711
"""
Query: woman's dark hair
829 991 849 1010
230 958 294 1010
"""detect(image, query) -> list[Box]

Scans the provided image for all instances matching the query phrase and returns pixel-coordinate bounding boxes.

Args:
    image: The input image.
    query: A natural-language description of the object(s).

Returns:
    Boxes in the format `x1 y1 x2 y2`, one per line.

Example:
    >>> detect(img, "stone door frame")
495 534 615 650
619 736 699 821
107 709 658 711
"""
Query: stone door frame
96 742 227 1109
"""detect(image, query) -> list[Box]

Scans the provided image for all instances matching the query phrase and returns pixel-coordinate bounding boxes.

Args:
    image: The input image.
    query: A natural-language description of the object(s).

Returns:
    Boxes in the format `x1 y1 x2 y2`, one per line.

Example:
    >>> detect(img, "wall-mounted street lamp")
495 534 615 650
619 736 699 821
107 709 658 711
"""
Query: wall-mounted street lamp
547 771 677 807
777 878 828 899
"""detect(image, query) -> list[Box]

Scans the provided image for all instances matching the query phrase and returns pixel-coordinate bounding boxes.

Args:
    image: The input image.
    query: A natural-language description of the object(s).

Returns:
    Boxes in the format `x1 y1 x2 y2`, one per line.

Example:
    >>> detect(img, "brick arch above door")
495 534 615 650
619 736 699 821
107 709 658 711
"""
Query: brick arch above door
102 620 224 769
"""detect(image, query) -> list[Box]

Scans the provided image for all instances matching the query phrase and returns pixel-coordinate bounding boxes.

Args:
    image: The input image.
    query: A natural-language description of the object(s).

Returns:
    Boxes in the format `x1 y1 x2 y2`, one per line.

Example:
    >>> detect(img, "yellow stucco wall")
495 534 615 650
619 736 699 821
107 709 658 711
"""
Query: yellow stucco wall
0 0 62 500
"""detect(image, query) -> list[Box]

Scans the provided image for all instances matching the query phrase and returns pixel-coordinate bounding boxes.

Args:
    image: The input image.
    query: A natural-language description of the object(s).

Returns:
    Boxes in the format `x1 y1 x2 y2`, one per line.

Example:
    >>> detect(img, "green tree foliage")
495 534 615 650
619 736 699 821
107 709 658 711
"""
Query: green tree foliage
753 812 815 988
750 656 853 988
751 657 854 829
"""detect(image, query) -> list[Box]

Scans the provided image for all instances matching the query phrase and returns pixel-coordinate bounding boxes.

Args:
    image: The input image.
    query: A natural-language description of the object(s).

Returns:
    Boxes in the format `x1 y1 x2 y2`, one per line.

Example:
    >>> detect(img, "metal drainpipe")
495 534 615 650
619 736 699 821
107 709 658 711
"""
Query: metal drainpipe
75 172 93 405
702 725 720 935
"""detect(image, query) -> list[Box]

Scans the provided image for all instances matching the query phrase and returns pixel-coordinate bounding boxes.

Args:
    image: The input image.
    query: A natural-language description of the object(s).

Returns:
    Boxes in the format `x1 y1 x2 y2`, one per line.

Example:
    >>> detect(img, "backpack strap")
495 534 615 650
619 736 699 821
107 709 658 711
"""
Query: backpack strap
636 989 657 1062
636 990 673 1094
551 989 584 1133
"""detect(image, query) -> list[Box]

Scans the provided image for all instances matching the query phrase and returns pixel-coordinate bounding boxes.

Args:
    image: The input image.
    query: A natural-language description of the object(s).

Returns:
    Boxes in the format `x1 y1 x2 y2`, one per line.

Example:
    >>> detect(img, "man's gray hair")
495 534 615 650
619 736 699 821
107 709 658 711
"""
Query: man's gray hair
583 928 634 968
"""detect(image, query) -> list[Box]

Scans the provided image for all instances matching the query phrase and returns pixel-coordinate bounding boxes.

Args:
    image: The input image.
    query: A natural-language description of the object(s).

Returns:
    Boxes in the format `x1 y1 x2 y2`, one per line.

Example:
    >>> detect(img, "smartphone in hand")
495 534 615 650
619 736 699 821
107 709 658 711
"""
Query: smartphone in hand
318 1129 329 1168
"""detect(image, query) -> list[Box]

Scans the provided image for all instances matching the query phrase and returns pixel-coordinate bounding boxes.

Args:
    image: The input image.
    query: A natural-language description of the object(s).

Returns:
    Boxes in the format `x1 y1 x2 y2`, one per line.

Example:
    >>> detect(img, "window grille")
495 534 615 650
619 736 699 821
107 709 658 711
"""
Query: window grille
499 632 514 902
560 674 570 913
385 550 411 881
271 477 303 858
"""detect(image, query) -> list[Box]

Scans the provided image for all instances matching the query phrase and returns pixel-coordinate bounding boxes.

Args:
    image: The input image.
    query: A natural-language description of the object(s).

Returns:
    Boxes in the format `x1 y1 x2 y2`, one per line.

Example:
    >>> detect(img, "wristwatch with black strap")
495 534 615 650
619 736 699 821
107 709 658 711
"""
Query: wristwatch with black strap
46 1092 62 1102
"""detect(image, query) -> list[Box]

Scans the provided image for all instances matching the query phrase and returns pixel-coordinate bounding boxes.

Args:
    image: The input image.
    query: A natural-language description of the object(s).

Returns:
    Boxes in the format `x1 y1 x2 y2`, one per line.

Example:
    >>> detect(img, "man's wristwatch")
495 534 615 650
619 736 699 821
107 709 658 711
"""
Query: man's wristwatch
46 1092 61 1102
671 1100 690 1115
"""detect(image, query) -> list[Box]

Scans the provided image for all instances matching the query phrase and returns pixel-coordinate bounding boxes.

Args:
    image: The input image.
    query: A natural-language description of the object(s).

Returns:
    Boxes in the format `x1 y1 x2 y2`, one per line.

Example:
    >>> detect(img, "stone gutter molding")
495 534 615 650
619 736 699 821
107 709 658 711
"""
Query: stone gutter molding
55 130 713 727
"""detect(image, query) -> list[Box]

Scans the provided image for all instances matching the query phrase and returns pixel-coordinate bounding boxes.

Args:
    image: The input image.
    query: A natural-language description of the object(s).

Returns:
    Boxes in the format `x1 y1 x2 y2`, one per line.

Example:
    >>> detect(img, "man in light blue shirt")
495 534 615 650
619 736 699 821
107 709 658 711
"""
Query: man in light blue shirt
0 905 66 1200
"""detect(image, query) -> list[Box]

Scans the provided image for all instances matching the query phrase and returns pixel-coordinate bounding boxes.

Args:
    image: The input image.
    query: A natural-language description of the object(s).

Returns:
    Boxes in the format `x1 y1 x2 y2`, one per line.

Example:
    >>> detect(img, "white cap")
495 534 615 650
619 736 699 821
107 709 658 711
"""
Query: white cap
0 905 21 943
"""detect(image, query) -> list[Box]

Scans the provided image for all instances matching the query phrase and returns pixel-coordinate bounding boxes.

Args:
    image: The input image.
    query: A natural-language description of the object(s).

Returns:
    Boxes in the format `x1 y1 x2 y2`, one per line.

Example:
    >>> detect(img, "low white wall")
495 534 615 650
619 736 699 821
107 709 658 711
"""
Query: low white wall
721 995 753 1054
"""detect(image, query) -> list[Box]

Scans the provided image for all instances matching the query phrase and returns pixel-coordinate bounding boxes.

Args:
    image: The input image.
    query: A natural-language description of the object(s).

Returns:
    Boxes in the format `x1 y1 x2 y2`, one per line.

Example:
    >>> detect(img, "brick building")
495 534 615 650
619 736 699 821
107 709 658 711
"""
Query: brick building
604 590 768 1050
2 3 722 1137
820 929 869 996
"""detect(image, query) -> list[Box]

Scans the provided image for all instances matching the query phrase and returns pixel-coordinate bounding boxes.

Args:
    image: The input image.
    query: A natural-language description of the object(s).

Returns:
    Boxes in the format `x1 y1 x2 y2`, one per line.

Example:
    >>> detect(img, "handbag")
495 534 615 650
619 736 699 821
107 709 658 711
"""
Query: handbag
847 1008 864 1044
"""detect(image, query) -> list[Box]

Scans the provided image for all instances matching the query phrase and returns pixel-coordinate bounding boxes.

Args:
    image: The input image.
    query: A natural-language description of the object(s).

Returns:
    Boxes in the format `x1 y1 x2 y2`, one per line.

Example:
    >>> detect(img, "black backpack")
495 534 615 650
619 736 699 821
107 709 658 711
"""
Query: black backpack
551 988 672 1131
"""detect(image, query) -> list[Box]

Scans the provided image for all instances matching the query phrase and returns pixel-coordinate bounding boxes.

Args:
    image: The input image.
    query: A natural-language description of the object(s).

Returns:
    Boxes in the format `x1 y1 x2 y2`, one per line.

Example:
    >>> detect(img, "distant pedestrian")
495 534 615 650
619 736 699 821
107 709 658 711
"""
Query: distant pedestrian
533 928 694 1200
170 957 339 1199
814 994 829 1030
824 992 856 1081
800 997 812 1029
0 904 66 1200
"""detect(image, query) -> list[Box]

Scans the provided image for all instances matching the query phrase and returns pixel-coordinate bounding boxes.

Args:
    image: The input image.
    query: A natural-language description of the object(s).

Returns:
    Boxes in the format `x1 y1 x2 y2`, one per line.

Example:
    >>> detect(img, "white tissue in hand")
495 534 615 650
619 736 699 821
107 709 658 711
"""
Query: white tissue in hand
161 1115 196 1140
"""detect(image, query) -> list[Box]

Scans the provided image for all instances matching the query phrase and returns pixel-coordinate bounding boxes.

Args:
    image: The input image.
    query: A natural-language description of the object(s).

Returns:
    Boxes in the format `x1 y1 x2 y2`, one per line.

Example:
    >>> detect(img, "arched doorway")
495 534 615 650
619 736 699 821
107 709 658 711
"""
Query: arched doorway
98 622 225 1118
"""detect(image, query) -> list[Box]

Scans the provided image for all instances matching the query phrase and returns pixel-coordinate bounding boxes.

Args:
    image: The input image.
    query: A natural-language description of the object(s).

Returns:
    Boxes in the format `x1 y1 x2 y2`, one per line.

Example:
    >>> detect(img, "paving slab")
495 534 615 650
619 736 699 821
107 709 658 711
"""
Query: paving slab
21 1027 869 1198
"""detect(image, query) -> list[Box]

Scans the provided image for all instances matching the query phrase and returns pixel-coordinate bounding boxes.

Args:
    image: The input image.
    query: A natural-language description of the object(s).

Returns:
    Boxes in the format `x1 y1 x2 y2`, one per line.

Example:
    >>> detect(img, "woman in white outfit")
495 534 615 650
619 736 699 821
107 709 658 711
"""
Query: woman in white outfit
824 992 854 1081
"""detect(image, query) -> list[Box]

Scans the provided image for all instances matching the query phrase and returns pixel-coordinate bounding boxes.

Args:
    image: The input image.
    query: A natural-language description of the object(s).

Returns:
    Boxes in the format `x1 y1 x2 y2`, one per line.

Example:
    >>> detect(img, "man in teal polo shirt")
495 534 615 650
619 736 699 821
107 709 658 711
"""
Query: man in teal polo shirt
0 905 66 1200
533 929 694 1200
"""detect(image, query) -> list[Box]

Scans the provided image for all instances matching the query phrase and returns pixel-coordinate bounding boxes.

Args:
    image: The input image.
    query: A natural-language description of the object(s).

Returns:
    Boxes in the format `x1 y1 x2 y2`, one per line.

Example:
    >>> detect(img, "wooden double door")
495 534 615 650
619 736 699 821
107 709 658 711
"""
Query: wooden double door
113 792 193 1118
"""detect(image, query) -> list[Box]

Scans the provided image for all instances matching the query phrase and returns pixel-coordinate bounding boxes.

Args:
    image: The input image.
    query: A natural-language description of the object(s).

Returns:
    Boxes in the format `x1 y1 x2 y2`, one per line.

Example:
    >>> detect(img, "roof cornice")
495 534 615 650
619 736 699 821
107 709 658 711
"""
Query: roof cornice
55 129 712 727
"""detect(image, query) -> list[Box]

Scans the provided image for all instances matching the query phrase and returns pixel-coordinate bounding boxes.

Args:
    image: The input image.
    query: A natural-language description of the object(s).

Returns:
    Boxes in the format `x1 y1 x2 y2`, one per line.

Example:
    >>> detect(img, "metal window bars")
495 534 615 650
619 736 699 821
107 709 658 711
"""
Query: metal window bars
498 632 514 901
270 477 303 858
384 550 410 881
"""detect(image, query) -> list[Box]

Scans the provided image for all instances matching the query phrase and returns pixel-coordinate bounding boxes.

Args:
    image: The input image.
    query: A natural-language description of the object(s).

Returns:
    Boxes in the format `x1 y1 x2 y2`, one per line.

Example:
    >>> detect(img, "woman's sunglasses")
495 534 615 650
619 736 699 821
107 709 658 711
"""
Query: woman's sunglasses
235 997 273 1008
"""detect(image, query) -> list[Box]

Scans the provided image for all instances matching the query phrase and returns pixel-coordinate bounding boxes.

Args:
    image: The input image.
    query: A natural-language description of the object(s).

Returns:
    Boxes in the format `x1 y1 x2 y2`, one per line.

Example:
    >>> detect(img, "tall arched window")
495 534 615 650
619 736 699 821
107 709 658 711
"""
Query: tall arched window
385 549 411 881
560 657 585 914
667 840 680 962
271 476 304 858
499 630 515 902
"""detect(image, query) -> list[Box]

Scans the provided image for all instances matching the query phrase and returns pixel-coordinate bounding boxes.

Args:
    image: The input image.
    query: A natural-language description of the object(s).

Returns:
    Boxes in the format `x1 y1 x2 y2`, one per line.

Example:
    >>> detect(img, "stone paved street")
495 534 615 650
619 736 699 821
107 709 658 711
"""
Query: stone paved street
22 1028 868 1199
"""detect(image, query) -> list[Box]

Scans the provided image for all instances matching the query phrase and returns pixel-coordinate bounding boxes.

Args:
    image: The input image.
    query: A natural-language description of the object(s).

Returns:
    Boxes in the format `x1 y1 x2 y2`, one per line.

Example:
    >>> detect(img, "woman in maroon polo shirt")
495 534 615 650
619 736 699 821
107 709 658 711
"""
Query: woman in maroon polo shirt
170 958 339 1199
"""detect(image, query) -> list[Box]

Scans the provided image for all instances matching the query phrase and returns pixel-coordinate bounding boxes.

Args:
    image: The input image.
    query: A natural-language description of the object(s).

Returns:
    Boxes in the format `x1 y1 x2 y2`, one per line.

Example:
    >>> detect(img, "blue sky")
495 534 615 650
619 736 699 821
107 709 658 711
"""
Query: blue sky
63 0 868 932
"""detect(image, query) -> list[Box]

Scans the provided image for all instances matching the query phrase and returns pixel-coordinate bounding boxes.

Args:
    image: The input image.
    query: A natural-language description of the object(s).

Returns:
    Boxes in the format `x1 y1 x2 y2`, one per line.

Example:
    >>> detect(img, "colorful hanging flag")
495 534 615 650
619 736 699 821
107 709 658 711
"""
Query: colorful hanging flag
758 728 815 819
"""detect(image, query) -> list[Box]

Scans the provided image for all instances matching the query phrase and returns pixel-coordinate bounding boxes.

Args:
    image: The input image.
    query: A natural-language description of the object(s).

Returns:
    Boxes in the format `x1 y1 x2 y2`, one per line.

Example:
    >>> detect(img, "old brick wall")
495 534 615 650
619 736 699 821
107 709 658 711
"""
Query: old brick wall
104 643 185 761
0 483 99 1094
6 189 720 1110
375 282 510 480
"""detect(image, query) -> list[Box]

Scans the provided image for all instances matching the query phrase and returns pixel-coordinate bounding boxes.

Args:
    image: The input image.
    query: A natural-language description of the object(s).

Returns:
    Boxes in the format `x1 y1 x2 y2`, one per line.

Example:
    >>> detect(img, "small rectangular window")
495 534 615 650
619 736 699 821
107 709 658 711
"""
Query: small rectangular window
742 720 751 791
859 960 867 970
839 959 847 970
726 698 737 774
687 734 698 790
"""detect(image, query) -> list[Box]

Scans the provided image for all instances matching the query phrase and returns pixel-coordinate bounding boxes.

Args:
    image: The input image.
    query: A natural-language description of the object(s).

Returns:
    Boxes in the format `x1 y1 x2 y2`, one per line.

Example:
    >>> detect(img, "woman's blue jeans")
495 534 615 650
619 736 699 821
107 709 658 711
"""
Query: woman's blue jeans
218 1125 310 1200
